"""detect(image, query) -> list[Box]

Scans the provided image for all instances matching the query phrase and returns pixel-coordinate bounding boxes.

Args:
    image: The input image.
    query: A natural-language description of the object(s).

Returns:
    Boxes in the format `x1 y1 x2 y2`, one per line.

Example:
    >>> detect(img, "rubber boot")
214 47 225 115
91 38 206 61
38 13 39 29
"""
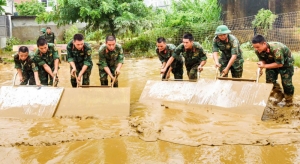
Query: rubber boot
285 94 293 107
273 91 284 105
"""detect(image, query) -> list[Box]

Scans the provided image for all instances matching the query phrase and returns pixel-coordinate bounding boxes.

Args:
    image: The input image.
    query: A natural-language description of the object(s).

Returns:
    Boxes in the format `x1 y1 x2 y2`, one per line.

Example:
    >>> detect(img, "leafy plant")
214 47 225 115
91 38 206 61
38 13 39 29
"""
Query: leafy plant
36 0 152 37
85 29 103 43
0 0 7 14
5 37 20 51
15 0 46 16
64 25 79 43
252 9 277 36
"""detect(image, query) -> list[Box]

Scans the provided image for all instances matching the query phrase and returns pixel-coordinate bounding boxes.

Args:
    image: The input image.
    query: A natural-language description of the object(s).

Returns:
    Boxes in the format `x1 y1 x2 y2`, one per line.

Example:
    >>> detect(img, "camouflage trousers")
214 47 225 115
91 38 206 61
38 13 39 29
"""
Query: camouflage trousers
162 60 183 79
186 64 200 80
70 65 92 88
266 66 294 96
38 67 54 86
219 58 244 78
98 66 118 87
20 70 35 85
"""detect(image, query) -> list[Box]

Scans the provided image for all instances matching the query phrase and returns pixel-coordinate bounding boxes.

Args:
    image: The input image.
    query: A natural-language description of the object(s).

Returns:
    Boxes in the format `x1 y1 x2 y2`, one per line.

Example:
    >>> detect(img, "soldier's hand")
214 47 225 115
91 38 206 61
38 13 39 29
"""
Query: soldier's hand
215 63 221 68
160 68 167 74
115 69 121 75
257 61 265 68
221 68 229 76
71 68 76 77
53 70 58 76
19 76 24 82
197 65 203 72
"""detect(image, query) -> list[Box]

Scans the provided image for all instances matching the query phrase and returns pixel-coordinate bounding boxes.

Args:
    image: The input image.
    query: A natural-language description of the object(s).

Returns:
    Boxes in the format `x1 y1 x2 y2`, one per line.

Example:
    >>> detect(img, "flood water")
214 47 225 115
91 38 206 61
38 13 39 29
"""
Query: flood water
0 55 300 163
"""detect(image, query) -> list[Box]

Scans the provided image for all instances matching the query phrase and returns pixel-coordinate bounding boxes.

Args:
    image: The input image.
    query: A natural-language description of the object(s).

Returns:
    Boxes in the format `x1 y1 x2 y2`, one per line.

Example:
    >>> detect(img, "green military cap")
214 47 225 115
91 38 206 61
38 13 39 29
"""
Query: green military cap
40 28 46 33
215 25 231 35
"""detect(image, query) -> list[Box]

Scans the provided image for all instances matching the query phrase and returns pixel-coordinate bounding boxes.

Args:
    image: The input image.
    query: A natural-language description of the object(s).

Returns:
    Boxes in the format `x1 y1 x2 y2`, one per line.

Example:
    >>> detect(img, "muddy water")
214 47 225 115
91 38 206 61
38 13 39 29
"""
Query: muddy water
0 56 300 163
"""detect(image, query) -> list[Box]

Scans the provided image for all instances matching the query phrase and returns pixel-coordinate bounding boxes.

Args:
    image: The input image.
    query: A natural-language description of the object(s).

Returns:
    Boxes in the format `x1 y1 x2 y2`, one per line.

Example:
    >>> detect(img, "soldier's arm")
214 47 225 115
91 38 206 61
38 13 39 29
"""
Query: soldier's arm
98 46 113 78
212 39 221 67
33 71 41 86
225 39 239 69
115 46 124 75
198 48 207 71
52 47 59 74
67 46 77 75
42 64 54 78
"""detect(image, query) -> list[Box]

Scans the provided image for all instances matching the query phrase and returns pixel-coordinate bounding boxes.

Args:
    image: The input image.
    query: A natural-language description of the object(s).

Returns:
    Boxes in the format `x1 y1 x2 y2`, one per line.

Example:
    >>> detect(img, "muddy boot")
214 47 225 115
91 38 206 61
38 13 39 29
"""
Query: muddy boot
273 91 284 105
285 95 293 107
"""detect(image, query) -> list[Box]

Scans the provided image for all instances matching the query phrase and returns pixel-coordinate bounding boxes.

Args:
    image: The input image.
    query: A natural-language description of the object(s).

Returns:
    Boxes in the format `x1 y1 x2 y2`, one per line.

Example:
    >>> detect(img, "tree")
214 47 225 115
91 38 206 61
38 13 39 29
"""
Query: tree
15 0 46 16
0 0 7 14
36 0 152 37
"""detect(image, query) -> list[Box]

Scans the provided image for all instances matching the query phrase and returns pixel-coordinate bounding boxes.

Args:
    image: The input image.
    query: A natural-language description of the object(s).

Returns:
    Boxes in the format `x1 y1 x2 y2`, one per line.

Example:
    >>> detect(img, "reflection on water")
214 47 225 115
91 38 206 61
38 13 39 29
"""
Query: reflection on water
0 57 300 163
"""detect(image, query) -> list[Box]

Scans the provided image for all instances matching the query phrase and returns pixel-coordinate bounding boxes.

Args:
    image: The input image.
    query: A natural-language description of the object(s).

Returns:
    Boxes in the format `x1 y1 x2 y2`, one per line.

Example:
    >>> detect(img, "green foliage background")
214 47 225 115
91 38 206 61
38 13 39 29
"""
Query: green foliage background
15 0 46 16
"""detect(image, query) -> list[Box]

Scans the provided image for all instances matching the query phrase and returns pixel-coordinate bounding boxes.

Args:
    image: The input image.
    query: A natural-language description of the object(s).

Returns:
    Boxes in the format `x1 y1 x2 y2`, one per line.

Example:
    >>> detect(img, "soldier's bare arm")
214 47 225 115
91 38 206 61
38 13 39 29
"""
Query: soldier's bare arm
42 64 54 78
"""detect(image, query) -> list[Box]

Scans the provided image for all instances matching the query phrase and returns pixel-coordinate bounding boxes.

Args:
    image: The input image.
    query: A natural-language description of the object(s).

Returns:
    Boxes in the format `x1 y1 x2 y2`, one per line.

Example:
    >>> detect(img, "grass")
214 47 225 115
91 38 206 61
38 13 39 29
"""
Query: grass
293 52 300 68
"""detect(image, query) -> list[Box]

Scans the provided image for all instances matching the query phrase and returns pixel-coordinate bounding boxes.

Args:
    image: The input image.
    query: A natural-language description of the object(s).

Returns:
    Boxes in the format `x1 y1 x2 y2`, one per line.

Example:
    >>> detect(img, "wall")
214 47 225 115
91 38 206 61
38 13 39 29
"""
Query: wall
11 16 86 42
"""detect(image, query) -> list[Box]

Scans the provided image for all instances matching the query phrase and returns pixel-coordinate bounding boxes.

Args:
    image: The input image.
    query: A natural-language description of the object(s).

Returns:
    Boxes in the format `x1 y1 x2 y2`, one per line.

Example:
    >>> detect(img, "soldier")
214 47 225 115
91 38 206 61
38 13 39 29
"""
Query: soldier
161 33 207 80
33 38 59 86
252 35 294 106
156 37 183 79
212 25 244 78
14 46 41 86
38 28 46 40
98 35 124 87
67 33 93 87
44 27 56 44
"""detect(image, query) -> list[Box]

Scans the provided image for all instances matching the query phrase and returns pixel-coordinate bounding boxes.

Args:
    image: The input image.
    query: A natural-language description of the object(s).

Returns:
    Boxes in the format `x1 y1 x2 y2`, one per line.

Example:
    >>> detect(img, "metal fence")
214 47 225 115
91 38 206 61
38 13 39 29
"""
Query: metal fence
174 11 300 51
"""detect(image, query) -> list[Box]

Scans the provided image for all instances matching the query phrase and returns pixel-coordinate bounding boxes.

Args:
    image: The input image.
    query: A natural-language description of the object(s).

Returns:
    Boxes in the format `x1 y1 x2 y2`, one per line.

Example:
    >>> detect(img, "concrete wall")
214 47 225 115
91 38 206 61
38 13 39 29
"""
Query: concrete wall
219 0 300 20
11 16 86 42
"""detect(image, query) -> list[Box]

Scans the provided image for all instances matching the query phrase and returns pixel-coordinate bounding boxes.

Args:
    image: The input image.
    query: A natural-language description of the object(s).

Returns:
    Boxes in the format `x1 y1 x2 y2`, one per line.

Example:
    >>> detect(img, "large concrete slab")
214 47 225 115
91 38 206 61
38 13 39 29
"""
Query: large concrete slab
139 79 273 118
55 87 130 117
0 86 64 118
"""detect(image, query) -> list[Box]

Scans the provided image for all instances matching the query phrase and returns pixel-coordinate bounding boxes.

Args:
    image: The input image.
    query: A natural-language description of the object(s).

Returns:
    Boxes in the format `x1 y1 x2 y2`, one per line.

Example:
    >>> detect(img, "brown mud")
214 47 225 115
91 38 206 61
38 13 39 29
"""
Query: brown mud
0 56 300 163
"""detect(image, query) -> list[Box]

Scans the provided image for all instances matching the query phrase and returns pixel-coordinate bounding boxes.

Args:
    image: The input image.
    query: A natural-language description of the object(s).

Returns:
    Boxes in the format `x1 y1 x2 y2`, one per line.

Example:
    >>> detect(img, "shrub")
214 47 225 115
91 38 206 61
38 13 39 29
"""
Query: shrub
64 25 78 43
5 37 20 51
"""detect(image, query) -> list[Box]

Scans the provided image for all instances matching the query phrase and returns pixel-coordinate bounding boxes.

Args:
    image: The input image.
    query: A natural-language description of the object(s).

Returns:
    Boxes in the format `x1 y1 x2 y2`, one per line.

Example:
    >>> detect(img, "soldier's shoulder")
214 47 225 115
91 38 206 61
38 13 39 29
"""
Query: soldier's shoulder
116 43 123 50
213 36 220 42
99 44 107 52
167 44 176 50
193 42 203 49
176 43 184 49
84 42 91 50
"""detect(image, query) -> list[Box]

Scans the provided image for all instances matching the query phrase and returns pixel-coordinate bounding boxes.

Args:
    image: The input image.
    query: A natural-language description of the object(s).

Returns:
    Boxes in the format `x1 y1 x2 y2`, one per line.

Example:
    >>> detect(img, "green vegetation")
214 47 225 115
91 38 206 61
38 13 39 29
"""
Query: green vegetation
5 37 20 51
64 25 79 43
293 52 300 67
15 0 46 16
252 9 277 36
36 0 152 37
0 0 6 14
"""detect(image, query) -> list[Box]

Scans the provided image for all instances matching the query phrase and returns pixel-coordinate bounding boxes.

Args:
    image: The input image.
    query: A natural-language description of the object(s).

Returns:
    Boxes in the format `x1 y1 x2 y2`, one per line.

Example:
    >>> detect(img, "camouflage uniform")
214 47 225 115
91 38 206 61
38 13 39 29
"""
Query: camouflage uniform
173 42 207 80
156 44 183 79
255 42 294 100
67 40 93 87
212 34 244 78
32 43 59 85
98 43 124 87
44 32 55 43
14 54 37 85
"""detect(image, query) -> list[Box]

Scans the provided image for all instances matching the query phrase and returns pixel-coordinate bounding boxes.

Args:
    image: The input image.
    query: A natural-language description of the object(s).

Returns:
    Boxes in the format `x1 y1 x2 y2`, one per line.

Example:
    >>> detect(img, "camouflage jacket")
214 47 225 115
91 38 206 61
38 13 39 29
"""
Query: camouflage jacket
67 41 93 67
98 43 124 68
44 32 55 43
255 42 294 68
173 42 207 68
14 54 37 71
212 34 243 61
32 43 59 71
156 44 176 63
